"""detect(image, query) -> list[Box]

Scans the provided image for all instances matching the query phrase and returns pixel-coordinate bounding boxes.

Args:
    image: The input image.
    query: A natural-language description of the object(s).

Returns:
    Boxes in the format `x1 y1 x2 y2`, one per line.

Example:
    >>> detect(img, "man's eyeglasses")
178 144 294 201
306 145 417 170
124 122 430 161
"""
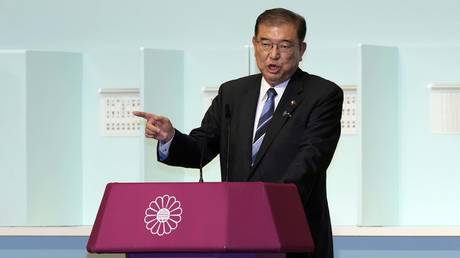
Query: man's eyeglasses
256 39 297 53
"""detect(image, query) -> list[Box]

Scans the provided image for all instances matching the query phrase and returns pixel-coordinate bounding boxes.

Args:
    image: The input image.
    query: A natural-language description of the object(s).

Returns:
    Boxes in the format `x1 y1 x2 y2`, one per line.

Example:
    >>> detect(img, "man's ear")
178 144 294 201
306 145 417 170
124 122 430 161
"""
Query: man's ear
299 42 307 61
252 36 257 49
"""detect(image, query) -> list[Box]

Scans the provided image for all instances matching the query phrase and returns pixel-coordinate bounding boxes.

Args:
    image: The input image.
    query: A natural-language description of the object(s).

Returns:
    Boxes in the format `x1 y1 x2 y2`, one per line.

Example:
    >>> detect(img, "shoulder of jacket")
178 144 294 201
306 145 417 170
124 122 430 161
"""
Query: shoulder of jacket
302 72 342 95
219 73 261 93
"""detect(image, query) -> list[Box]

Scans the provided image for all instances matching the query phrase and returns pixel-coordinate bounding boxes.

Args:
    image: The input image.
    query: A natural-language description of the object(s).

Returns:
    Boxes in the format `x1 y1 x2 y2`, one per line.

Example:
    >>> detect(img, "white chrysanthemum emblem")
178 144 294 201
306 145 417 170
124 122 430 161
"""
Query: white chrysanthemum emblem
144 194 183 236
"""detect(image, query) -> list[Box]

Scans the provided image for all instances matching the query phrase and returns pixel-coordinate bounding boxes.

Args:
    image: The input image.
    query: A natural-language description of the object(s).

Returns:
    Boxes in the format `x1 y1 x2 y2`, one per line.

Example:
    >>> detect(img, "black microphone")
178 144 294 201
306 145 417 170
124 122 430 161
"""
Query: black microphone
224 104 231 182
198 118 209 183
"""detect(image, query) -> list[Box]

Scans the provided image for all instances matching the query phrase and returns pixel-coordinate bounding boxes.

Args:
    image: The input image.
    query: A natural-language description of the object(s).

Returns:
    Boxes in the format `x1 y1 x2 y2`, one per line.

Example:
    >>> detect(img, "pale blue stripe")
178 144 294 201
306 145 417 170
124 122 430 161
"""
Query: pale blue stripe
251 134 265 163
256 116 272 132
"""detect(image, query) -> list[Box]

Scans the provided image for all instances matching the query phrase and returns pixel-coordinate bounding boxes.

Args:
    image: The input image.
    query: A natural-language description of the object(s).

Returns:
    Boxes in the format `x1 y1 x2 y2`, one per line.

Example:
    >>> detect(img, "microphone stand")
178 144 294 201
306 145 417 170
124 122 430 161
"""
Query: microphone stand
224 104 231 182
198 120 208 183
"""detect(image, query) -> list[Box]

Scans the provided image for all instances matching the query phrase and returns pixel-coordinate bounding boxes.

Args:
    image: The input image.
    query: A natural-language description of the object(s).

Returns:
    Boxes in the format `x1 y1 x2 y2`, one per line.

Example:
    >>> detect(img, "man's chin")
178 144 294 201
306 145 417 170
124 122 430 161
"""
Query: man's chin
263 74 283 86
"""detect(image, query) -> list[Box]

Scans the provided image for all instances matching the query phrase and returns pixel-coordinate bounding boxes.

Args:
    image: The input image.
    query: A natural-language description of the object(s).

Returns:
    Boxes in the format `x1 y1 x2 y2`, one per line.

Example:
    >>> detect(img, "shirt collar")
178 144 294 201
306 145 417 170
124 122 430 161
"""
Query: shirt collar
260 77 290 101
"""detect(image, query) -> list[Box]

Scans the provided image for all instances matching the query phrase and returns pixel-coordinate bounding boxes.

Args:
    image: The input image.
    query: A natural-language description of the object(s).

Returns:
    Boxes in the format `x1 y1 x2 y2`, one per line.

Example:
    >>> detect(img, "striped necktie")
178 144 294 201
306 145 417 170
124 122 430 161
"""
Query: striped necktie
252 88 277 165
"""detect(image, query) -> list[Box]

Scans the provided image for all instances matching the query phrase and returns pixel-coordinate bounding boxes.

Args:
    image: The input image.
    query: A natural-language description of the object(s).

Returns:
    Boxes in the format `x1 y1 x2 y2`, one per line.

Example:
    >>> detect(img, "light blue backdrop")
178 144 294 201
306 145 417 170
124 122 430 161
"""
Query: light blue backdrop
0 0 459 226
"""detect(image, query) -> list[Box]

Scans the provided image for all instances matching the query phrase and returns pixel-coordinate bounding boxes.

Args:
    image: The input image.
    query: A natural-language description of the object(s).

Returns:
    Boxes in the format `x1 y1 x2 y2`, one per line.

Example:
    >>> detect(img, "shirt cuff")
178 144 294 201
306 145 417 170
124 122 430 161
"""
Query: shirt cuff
158 134 174 161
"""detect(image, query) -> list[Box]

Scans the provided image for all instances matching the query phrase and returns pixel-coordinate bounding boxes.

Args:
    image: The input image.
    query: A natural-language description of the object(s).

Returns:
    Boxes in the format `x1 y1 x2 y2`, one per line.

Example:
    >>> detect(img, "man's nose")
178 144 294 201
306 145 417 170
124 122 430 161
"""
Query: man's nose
268 45 281 59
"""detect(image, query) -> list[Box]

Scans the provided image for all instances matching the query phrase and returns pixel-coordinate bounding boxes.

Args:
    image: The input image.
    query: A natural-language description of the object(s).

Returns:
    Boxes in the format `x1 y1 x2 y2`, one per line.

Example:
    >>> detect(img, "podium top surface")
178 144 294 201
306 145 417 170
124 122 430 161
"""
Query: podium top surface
87 182 313 253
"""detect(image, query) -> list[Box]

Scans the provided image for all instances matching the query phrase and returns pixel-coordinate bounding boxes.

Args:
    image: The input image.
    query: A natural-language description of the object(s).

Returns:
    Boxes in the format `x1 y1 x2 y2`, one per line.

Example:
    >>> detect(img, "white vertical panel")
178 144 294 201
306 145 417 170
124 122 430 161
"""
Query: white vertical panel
360 45 399 226
0 51 27 226
430 85 460 133
26 50 82 225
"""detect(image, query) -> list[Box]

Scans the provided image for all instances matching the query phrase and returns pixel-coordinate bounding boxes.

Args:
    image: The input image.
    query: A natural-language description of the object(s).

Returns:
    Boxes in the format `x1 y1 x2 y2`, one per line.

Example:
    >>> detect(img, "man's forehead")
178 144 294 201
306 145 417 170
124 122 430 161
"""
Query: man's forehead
256 24 298 39
258 22 297 30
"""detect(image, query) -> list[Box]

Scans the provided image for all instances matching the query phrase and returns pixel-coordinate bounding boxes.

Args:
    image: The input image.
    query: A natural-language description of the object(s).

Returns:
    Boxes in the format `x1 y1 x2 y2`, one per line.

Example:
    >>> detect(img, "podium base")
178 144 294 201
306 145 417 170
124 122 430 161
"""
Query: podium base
126 253 285 258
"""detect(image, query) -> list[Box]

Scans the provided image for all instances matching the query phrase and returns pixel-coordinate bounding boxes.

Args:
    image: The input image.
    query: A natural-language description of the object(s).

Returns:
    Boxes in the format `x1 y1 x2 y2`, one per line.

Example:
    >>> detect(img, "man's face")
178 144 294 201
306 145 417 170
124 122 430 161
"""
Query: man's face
252 23 306 86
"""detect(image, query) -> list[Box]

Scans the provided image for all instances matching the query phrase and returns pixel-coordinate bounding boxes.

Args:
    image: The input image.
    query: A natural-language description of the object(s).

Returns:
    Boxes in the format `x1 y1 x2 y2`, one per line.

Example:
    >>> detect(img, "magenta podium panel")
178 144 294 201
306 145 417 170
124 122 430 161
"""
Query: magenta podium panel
87 182 313 254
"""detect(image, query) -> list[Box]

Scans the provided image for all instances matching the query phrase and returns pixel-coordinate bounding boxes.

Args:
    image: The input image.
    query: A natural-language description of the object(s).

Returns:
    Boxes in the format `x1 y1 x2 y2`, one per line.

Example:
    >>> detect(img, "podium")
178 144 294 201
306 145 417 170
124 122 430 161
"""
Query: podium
87 182 314 258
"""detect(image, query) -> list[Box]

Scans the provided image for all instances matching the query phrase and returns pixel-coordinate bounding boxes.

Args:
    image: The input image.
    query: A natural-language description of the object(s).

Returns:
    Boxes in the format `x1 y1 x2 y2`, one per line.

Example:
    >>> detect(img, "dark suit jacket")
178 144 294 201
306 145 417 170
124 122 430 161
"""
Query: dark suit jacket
160 68 343 258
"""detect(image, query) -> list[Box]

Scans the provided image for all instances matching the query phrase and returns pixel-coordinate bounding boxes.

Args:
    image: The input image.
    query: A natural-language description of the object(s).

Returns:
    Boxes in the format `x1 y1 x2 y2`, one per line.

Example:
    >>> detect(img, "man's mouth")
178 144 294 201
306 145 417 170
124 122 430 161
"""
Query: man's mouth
267 64 281 73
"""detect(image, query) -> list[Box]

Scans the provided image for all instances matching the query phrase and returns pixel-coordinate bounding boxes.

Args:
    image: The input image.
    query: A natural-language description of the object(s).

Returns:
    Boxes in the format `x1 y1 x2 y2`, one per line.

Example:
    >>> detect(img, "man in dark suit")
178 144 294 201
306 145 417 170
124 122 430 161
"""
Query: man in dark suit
134 8 343 258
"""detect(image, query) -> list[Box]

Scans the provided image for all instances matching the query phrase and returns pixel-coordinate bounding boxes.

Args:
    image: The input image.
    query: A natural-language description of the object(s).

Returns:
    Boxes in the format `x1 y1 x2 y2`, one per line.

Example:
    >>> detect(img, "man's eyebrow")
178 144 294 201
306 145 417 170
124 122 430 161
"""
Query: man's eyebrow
258 37 294 43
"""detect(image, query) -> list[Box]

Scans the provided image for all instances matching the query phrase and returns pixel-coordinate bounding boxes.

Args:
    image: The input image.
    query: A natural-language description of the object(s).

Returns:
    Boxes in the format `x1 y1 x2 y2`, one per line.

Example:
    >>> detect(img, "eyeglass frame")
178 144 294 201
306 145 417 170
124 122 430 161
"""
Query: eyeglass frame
254 39 301 53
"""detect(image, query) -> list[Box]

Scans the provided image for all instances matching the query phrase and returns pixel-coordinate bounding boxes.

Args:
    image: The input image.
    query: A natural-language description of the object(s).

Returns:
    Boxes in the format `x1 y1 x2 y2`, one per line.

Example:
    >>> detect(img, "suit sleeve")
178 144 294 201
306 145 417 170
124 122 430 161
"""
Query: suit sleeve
158 85 224 168
281 85 343 202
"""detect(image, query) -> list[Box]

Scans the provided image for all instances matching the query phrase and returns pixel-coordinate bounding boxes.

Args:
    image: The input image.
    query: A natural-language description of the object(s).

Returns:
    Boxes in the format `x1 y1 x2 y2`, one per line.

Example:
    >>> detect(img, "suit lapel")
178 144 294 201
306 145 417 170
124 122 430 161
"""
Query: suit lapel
236 75 261 170
250 69 306 172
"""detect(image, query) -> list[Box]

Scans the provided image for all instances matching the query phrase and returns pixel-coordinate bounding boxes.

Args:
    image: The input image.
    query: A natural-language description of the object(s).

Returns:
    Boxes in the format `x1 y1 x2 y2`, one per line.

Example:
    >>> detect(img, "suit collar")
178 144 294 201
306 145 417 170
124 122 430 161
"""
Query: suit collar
259 76 290 103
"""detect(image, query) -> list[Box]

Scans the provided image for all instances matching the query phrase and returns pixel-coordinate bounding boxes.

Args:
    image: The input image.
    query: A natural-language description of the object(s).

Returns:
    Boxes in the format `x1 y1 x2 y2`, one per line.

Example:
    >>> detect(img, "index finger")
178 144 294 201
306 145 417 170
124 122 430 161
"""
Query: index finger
133 111 153 120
